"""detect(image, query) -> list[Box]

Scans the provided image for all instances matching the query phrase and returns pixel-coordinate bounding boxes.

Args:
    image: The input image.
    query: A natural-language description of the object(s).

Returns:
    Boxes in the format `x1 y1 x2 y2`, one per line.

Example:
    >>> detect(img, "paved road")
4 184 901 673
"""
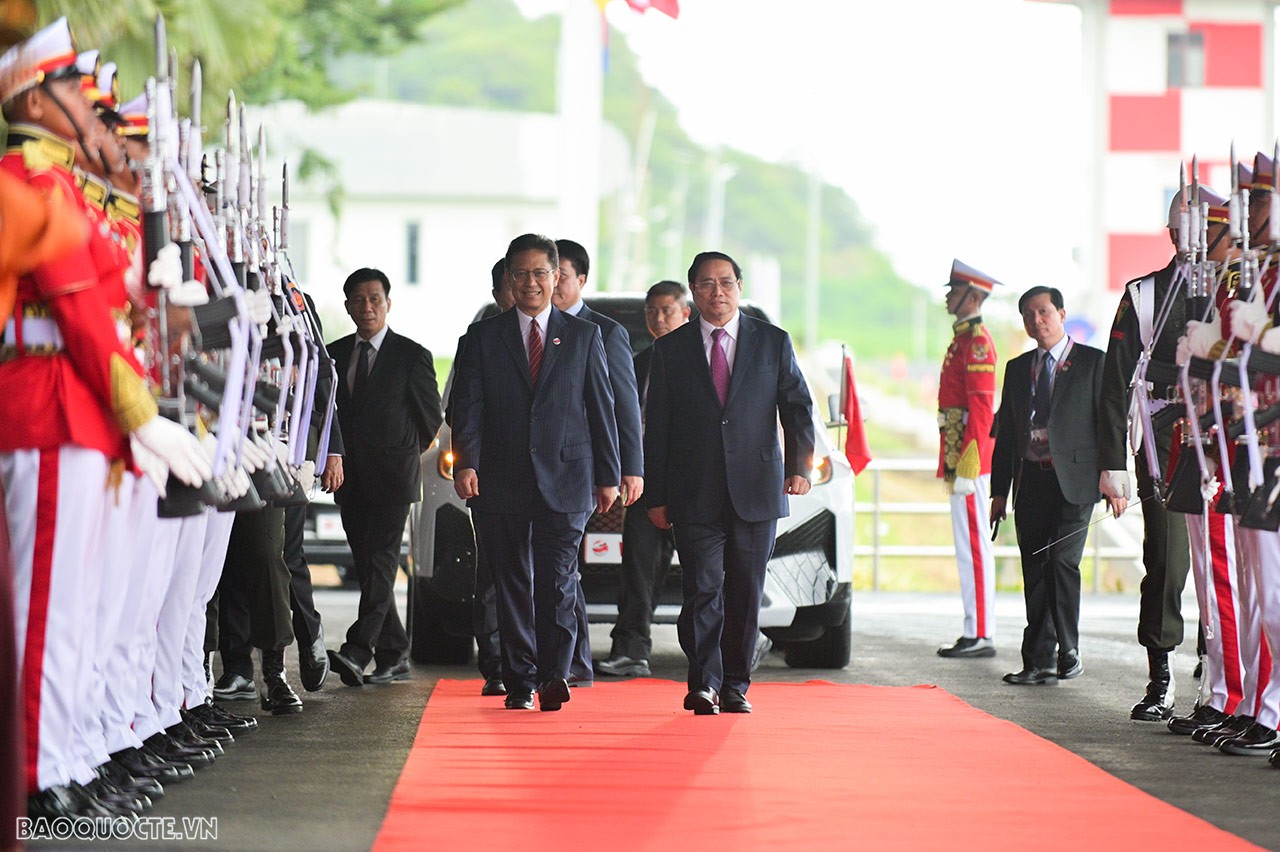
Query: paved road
39 588 1280 851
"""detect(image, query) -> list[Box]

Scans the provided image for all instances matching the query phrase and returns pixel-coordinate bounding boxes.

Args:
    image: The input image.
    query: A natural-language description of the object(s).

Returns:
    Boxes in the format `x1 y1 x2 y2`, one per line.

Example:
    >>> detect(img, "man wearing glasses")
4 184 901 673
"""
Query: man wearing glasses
644 251 815 715
450 234 620 711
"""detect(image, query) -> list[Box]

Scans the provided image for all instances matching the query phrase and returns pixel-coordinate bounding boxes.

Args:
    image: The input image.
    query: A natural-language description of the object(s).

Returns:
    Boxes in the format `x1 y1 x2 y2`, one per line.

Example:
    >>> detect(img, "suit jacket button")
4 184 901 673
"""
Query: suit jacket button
721 419 729 425
530 447 537 453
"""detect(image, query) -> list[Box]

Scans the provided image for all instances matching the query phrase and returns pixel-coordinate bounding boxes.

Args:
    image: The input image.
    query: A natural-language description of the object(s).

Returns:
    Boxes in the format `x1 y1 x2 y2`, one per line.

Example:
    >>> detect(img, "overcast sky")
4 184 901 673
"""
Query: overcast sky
518 0 1086 300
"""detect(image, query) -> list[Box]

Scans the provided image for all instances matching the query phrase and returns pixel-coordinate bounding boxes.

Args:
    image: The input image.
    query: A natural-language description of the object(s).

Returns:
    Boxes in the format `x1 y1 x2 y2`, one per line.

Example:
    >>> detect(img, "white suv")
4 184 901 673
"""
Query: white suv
407 295 855 668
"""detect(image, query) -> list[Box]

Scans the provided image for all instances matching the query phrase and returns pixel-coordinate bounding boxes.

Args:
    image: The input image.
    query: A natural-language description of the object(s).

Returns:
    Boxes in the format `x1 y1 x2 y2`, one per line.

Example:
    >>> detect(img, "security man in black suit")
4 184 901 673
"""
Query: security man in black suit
553 238 644 686
327 268 443 687
598 280 690 678
645 251 815 715
450 233 620 712
992 286 1109 686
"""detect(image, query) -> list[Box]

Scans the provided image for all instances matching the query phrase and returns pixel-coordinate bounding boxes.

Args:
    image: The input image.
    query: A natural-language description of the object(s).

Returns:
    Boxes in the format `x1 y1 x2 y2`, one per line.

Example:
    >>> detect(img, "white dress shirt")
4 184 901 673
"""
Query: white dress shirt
347 325 390 393
516 305 552 366
700 311 740 373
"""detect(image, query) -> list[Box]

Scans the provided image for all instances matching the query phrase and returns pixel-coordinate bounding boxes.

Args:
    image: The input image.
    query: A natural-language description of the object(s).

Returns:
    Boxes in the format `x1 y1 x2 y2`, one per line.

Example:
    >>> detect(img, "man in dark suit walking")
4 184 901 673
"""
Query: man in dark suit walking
645 251 815 715
598 280 690 677
327 268 443 687
992 286 1110 686
450 234 620 712
553 238 644 685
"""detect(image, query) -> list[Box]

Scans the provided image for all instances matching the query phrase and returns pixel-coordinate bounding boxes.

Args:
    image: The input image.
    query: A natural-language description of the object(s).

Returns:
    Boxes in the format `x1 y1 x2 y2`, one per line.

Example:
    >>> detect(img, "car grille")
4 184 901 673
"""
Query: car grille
766 509 838 608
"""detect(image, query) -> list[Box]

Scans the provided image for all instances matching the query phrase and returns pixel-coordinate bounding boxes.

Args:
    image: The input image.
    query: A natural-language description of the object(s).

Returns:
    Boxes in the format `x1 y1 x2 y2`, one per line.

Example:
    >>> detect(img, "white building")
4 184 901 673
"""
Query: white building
249 99 632 353
1035 0 1277 300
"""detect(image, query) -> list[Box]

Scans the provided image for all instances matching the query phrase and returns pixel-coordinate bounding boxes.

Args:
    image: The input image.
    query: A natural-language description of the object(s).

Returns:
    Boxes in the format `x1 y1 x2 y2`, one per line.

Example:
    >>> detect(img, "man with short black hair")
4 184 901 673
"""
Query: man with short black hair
327 268 442 687
992 286 1106 686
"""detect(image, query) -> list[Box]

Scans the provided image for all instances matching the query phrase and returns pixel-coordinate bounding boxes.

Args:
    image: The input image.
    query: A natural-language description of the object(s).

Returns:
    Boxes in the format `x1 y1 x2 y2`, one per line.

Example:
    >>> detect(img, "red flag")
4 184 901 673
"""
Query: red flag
842 353 872 475
624 0 680 18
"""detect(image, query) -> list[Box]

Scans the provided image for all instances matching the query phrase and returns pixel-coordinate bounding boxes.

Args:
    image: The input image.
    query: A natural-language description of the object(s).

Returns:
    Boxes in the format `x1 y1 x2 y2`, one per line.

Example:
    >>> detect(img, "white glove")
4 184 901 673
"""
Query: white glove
147 243 182 290
1260 327 1280 354
132 416 212 487
1099 470 1131 501
130 433 170 497
167 280 209 307
951 476 977 496
1187 316 1224 359
218 465 250 501
1201 475 1221 502
294 459 316 493
1175 333 1193 366
247 289 272 325
1226 295 1269 343
239 432 270 473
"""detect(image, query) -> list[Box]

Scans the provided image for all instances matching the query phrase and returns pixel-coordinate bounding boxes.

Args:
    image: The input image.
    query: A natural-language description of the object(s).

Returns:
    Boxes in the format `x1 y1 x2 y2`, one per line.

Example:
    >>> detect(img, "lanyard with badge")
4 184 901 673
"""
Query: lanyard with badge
1029 338 1073 454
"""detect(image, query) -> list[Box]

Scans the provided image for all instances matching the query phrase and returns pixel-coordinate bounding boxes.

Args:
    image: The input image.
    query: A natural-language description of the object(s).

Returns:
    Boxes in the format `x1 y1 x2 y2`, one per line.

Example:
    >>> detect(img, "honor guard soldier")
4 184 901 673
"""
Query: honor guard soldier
936 259 1001 659
0 18 209 819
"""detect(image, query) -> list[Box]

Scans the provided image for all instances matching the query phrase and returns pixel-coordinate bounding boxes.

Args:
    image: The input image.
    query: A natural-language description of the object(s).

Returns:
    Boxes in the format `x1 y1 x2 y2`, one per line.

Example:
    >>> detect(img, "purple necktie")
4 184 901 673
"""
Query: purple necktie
710 328 730 407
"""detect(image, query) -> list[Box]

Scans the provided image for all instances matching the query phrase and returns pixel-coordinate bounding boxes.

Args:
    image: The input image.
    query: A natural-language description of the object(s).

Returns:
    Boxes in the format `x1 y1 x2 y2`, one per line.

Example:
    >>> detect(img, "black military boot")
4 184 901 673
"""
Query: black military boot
260 648 303 715
1131 649 1175 721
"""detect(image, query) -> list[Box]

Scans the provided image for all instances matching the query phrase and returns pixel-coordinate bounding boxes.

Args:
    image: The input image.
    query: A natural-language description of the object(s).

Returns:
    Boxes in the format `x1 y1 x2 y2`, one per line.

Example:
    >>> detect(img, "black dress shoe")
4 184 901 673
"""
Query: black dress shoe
328 649 366 687
683 687 720 715
180 707 234 744
1218 722 1280 755
27 783 114 819
86 775 151 815
1193 714 1253 745
299 625 330 692
98 757 164 801
504 691 534 710
937 636 996 658
721 688 752 713
188 699 258 733
1002 666 1059 685
1169 704 1232 735
111 746 194 784
365 658 411 684
261 674 304 714
538 678 571 712
1057 650 1083 680
143 732 216 770
212 671 257 702
481 676 507 696
166 721 224 756
595 655 651 677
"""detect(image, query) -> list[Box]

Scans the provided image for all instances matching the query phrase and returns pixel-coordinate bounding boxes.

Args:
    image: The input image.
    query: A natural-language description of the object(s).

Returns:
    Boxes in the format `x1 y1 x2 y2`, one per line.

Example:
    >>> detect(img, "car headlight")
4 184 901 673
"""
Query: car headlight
438 449 455 481
809 455 833 485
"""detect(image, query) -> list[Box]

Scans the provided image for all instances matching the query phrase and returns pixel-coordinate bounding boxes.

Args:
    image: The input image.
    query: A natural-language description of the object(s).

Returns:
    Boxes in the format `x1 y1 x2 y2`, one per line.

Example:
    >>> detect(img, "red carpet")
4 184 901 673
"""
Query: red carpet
374 679 1263 852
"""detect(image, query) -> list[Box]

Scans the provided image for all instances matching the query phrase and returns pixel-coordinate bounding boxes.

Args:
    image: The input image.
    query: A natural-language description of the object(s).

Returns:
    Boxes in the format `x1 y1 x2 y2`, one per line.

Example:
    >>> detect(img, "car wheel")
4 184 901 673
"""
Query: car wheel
782 600 851 669
409 575 474 665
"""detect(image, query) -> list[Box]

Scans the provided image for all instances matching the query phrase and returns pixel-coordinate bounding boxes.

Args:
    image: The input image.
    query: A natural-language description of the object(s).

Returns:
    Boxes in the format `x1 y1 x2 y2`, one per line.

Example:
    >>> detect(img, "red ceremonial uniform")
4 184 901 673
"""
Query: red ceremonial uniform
0 124 157 456
937 316 997 481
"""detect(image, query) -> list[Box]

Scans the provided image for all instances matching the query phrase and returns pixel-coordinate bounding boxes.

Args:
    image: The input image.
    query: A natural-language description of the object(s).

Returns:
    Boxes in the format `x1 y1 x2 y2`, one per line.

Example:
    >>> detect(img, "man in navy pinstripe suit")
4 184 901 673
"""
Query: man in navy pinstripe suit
450 234 620 711
645 251 815 715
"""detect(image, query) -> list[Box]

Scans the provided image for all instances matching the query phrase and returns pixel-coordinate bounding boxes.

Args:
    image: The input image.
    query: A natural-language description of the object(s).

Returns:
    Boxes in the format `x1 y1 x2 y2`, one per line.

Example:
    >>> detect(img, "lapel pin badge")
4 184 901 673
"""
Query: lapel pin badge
552 338 561 345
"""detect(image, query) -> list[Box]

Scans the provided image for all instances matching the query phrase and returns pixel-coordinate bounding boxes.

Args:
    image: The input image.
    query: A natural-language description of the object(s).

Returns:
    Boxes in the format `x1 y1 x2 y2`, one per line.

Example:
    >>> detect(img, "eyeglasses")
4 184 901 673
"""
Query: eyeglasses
692 278 740 294
509 268 553 284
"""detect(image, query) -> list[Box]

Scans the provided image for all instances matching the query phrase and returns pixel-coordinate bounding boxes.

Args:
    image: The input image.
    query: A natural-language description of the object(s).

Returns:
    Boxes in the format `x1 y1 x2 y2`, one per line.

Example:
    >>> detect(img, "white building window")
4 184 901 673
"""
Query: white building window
1168 31 1204 89
285 220 310 286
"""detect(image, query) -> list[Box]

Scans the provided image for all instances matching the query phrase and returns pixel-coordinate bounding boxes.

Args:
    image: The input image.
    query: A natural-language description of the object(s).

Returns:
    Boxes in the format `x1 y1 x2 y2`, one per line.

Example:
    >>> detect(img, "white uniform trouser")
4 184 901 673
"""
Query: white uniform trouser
75 472 138 775
949 474 995 639
131 505 182 742
151 511 208 730
183 509 235 708
101 476 159 755
1187 510 1246 715
1244 528 1280 730
1231 526 1272 718
3 447 108 791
